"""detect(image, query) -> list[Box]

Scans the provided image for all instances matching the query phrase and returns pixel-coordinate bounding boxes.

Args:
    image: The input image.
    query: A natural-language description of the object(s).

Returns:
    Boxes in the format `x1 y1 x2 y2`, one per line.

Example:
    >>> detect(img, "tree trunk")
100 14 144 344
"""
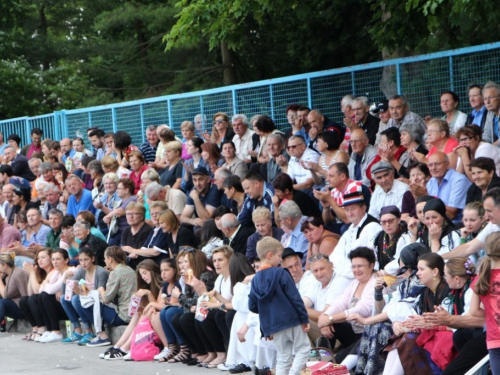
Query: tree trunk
39 5 50 71
220 42 238 86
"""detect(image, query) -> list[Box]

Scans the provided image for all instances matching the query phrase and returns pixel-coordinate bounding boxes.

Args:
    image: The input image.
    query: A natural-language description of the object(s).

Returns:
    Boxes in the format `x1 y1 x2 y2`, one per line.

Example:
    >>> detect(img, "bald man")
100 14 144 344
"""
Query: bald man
347 129 377 187
307 109 346 152
426 151 471 223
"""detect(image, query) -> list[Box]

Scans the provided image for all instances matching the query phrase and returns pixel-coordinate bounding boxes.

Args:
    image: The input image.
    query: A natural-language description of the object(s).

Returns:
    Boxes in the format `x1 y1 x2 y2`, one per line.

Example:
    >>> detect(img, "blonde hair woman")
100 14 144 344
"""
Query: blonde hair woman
181 121 195 160
158 209 197 257
205 112 235 148
160 141 183 189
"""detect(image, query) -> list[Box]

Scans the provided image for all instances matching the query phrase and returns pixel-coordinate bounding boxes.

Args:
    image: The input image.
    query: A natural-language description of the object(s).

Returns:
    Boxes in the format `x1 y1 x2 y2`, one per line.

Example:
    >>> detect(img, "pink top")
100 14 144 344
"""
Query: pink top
324 274 377 318
130 164 149 194
182 143 192 160
39 267 77 295
475 269 500 349
427 137 459 157
27 144 42 159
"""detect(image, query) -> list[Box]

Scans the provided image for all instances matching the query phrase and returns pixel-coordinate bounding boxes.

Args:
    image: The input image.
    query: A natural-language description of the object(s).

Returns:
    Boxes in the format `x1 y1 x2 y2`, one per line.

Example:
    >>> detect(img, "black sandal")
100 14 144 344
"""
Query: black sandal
159 344 179 363
168 345 191 363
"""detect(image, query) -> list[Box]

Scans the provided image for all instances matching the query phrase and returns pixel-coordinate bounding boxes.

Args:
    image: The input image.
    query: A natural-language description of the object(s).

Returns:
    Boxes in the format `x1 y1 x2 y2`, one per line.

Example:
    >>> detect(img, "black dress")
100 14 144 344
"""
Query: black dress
165 225 197 256
160 160 183 188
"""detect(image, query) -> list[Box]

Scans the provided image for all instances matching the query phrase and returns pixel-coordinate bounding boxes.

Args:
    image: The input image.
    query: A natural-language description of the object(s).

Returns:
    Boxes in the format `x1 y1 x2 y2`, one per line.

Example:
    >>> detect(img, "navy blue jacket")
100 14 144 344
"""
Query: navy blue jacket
248 267 309 337
237 182 275 227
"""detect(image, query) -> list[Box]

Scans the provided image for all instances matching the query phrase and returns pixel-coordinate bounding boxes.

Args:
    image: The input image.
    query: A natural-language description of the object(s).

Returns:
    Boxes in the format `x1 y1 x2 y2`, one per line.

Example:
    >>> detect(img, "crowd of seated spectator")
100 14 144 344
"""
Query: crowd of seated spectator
1 83 500 374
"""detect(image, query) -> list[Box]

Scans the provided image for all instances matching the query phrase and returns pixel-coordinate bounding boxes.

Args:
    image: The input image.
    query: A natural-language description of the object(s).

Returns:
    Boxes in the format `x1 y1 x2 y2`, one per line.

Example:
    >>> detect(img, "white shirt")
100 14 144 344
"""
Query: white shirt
214 274 233 301
287 147 320 184
475 142 500 176
368 179 410 219
477 222 500 244
297 270 316 296
303 274 335 312
450 111 468 134
329 214 382 282
232 128 255 161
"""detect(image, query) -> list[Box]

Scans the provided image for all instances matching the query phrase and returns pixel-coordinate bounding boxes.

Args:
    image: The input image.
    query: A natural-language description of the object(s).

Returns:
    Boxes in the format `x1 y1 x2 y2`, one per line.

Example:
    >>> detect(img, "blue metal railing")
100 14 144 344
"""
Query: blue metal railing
2 41 500 146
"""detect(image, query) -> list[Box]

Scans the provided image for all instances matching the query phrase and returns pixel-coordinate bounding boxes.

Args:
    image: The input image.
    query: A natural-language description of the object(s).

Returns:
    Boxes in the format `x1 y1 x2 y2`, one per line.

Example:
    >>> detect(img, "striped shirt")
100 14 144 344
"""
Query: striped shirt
330 178 363 206
139 142 158 164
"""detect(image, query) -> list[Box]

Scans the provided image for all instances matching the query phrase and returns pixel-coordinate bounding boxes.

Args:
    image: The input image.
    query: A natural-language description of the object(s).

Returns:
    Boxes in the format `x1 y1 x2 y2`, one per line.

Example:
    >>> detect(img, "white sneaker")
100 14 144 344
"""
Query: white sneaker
40 332 64 343
123 352 133 361
154 347 170 360
34 331 50 342
217 363 231 371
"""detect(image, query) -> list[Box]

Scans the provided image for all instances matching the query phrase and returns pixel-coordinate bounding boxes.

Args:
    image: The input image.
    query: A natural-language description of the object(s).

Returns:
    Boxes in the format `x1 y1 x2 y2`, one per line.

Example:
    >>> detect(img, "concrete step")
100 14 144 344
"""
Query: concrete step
7 319 127 344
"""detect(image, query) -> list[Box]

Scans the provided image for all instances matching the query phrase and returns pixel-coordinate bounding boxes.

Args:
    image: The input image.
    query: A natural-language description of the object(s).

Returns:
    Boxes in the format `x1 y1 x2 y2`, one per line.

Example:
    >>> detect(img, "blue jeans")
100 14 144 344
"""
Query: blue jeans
60 295 90 329
107 231 122 246
77 303 127 331
489 347 500 375
0 298 25 321
160 306 184 345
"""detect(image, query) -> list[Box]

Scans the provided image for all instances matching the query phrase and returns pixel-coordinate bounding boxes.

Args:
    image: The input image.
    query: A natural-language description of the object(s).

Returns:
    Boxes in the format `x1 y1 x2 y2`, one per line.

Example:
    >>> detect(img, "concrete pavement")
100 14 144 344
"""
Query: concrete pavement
0 332 214 375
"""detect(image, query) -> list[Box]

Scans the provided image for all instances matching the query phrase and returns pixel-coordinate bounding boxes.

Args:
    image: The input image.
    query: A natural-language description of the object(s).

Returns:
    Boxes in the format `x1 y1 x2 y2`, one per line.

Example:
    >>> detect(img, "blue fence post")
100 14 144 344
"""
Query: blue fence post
63 111 69 138
449 56 454 91
232 89 238 115
139 104 145 144
24 118 30 145
307 77 313 108
53 111 61 141
167 99 173 128
396 63 402 94
351 72 356 96
269 85 275 120
111 108 117 133
88 112 92 129
200 96 204 117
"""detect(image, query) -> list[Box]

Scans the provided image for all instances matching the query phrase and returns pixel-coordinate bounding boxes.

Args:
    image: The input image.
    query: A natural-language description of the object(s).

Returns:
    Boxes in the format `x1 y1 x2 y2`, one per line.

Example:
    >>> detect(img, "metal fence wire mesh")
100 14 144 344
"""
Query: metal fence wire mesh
2 42 500 145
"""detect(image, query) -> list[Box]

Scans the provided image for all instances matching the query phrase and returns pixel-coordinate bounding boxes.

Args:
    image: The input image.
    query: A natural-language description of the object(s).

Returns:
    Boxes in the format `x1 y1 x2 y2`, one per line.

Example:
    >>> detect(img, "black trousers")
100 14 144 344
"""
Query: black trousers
172 312 207 355
38 292 68 331
452 327 484 351
196 309 225 353
214 309 236 348
441 331 487 375
19 295 44 328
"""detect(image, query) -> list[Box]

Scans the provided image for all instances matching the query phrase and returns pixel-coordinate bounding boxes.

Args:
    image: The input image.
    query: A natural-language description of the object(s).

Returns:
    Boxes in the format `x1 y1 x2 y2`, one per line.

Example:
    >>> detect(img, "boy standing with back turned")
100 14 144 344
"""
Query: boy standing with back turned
248 237 311 375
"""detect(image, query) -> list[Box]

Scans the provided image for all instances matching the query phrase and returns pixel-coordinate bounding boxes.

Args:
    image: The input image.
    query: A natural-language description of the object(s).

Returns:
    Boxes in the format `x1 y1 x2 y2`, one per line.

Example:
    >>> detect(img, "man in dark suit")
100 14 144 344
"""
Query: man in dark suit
221 213 256 256
3 146 36 181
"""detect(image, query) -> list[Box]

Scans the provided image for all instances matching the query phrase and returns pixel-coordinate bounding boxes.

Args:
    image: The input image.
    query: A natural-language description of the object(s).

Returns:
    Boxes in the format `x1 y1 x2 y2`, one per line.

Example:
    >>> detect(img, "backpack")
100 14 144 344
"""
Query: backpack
130 317 161 361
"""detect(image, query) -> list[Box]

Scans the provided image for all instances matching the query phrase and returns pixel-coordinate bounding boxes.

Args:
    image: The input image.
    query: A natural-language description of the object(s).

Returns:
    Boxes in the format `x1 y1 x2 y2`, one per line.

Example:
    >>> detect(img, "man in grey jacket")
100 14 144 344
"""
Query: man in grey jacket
348 129 377 187
481 81 500 144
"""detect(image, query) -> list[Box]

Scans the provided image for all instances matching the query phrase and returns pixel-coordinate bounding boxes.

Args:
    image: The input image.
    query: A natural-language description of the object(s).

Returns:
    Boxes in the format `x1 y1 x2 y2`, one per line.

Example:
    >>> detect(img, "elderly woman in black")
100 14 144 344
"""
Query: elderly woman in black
409 198 461 255
372 206 411 275
71 222 109 267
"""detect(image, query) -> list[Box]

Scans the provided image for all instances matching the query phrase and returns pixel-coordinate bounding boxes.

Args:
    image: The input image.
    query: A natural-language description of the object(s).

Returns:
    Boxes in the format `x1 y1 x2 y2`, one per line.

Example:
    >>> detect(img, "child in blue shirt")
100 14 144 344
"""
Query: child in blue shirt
248 237 310 375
